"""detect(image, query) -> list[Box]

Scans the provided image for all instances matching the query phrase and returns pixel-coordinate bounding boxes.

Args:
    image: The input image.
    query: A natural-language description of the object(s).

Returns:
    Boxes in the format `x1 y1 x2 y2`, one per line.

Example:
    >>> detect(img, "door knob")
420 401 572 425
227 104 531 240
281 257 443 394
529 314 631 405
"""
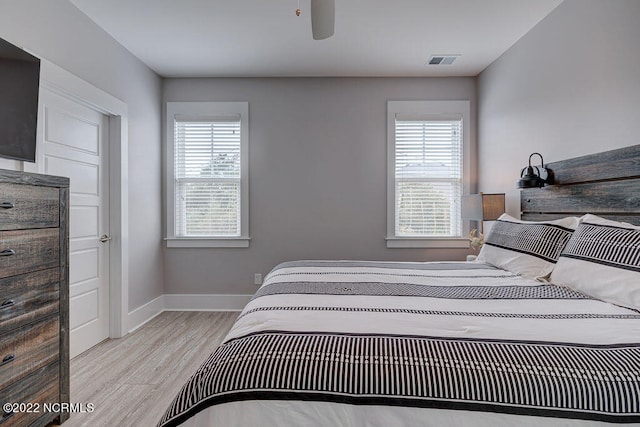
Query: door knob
99 234 112 243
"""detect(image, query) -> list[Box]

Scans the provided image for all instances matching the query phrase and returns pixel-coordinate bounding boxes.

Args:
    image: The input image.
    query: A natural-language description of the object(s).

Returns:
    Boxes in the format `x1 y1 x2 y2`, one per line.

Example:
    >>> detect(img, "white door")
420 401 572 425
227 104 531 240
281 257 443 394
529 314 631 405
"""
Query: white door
38 89 110 358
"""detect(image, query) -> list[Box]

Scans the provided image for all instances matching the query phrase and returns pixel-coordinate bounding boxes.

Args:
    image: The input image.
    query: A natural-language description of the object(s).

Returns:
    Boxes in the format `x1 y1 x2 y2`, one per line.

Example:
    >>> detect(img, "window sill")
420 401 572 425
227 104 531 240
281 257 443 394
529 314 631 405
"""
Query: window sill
165 237 250 248
386 237 470 249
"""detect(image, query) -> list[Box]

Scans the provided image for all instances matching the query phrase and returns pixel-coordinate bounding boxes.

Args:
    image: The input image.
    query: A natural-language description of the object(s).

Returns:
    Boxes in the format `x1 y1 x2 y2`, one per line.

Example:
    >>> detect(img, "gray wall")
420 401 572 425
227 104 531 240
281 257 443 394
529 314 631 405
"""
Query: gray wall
8 0 632 302
163 77 476 294
477 0 640 215
0 0 164 311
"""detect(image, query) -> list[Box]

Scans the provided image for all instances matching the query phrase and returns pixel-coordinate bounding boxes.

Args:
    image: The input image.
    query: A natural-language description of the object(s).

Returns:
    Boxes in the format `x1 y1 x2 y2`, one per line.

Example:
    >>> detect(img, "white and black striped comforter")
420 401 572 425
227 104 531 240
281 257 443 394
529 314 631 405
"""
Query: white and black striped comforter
158 261 640 426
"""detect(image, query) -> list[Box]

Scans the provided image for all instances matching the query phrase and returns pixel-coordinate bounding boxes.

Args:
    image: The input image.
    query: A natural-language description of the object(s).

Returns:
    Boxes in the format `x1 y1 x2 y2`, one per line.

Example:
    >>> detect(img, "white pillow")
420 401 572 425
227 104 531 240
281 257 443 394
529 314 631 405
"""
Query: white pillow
550 214 640 311
477 213 579 279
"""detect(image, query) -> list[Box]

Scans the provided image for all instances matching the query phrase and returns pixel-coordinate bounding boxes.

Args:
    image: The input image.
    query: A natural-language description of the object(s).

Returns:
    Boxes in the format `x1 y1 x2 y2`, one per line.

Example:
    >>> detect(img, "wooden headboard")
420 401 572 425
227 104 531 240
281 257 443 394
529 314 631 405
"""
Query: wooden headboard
521 144 640 226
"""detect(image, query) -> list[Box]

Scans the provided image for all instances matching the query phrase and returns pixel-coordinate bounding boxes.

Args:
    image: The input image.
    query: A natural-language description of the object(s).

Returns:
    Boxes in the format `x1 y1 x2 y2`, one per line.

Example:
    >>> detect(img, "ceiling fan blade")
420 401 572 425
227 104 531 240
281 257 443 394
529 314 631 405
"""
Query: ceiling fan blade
310 0 335 40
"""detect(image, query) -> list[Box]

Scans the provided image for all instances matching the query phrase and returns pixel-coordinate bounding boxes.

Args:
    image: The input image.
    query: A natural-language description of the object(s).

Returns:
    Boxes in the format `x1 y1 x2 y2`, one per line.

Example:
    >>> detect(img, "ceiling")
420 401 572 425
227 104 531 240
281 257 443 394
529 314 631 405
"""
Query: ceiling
70 0 563 78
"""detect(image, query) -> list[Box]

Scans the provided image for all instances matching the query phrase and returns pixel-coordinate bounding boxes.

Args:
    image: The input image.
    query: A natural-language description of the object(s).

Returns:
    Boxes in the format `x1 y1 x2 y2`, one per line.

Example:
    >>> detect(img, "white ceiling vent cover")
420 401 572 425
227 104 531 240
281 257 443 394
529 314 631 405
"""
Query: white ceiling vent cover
428 55 460 65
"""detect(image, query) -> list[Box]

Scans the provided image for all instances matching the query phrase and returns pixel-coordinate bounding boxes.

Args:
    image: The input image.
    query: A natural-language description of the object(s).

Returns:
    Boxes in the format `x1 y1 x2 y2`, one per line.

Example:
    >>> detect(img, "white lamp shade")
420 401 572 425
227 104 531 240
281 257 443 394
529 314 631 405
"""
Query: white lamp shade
462 193 505 221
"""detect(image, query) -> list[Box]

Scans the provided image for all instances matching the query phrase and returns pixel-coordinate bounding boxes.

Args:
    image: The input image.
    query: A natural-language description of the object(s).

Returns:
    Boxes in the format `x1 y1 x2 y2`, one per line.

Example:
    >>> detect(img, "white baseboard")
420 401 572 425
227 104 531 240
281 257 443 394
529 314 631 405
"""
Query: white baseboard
127 295 165 333
164 294 253 312
126 294 252 333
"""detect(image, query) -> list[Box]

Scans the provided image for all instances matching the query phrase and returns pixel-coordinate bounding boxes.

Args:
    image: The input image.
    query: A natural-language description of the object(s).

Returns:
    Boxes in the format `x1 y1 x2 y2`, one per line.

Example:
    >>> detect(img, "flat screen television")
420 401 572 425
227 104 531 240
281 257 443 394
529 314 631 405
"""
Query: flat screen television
0 37 40 163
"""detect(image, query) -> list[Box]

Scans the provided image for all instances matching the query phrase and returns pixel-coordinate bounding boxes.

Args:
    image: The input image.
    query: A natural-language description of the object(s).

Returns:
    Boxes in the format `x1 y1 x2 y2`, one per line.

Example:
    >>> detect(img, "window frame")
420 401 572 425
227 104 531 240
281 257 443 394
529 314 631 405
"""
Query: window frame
165 101 249 248
386 100 471 248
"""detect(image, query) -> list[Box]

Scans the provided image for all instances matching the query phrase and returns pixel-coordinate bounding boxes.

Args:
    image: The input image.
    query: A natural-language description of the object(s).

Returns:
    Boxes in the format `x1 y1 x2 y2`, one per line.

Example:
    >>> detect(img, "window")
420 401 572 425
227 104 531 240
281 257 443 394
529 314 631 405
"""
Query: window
166 102 249 248
386 101 470 248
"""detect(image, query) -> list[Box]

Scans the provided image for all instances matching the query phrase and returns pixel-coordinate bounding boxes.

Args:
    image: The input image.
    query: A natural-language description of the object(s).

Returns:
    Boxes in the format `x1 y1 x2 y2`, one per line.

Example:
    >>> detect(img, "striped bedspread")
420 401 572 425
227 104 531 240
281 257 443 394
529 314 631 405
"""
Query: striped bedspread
158 261 640 426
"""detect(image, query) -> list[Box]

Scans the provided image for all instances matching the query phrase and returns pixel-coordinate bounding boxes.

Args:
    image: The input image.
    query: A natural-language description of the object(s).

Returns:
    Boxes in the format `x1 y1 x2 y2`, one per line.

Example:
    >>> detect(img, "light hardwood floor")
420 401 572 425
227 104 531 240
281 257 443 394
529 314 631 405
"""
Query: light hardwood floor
64 311 238 427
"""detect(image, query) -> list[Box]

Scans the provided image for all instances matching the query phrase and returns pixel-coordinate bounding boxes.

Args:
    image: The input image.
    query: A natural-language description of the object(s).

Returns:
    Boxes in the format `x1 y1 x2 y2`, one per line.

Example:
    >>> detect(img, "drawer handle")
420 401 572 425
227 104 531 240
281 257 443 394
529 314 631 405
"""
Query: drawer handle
0 202 14 209
0 300 14 310
0 411 14 424
0 249 15 257
0 354 14 367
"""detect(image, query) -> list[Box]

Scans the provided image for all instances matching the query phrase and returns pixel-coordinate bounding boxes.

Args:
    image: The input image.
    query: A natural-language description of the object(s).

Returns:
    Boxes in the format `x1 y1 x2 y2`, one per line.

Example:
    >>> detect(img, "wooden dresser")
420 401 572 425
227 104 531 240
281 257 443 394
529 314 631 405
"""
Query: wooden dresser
0 169 69 426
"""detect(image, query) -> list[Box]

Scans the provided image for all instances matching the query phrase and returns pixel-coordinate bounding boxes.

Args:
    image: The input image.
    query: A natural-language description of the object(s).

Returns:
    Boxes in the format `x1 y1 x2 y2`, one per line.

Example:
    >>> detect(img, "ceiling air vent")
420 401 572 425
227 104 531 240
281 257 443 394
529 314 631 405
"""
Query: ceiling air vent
428 55 459 65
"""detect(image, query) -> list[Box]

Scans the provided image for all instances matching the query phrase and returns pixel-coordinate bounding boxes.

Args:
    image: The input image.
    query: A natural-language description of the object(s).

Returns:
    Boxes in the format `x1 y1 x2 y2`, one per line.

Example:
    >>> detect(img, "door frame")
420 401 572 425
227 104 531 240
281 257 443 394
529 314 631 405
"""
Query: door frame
25 59 130 339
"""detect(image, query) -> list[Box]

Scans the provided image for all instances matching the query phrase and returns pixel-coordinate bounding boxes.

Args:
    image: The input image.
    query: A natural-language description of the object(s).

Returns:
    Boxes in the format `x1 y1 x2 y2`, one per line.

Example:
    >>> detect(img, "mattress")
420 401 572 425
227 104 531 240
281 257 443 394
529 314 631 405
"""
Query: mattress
158 260 640 426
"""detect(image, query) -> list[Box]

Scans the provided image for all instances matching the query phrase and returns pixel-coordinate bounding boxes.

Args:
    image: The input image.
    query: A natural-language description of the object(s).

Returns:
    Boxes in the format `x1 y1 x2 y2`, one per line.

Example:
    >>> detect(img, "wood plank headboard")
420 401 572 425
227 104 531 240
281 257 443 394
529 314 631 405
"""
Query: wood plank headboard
521 144 640 225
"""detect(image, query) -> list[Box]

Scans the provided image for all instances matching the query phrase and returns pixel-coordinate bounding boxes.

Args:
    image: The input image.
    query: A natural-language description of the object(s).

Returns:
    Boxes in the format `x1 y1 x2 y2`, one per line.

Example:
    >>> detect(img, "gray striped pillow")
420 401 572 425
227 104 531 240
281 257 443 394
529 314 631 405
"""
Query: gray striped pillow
476 214 579 279
551 214 640 310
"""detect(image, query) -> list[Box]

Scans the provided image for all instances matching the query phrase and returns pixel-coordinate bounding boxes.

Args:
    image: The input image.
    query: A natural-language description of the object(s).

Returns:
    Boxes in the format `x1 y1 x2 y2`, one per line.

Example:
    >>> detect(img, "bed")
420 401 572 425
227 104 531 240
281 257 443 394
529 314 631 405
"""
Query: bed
158 145 640 426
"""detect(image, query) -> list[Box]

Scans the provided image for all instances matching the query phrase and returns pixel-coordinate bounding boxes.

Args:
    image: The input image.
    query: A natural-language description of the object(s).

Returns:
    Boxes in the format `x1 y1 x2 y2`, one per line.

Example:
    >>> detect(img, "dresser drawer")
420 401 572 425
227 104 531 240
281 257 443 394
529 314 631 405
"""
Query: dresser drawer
0 318 59 390
0 183 60 231
0 229 60 279
0 361 60 427
0 269 59 336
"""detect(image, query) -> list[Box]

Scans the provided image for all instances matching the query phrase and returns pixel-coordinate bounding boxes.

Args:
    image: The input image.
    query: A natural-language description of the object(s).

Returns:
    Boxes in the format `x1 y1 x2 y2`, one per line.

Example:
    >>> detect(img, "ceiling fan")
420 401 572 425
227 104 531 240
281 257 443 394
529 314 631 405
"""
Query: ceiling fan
296 0 335 40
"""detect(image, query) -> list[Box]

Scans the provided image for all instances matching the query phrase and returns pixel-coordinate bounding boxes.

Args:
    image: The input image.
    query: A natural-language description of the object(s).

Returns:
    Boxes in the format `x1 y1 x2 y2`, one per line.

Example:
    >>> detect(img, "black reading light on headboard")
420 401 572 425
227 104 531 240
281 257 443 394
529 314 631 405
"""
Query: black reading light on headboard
517 152 553 189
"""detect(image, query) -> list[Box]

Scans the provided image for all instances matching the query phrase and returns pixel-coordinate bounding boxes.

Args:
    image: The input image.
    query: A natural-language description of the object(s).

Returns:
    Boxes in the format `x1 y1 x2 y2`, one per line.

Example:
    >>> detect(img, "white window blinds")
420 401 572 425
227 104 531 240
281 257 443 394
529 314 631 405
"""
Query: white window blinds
394 116 463 237
174 116 242 237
